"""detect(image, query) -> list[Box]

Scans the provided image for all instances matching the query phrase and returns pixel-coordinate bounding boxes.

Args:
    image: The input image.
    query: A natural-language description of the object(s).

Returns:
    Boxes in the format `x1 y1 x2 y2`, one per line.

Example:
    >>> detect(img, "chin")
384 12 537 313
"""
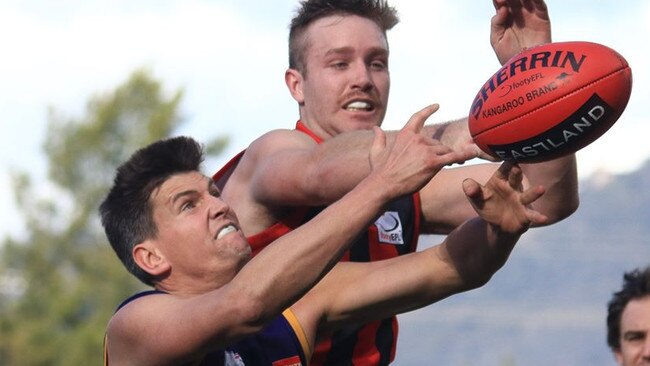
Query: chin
236 251 252 272
231 239 252 257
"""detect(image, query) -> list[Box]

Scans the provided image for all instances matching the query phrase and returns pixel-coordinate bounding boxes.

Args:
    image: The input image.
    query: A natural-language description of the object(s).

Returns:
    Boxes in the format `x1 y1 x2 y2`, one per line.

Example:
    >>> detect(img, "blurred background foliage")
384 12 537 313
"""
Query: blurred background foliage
0 69 227 365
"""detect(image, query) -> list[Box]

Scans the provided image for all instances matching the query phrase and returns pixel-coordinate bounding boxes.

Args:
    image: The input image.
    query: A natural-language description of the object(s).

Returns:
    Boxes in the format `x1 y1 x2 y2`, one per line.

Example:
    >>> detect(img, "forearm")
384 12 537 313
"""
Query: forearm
441 217 520 289
521 154 579 225
399 220 519 310
317 217 521 331
304 119 471 202
250 129 380 206
253 117 476 207
422 118 468 144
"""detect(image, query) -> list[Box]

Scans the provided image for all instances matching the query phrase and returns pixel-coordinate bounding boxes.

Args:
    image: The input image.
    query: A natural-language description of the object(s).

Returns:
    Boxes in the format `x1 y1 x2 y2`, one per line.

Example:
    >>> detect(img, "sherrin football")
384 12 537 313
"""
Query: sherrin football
468 41 632 162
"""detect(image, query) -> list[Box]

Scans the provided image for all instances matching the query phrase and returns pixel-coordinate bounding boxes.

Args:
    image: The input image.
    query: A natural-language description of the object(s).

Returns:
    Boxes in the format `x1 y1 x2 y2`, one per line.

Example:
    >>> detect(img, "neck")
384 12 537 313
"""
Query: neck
298 118 333 141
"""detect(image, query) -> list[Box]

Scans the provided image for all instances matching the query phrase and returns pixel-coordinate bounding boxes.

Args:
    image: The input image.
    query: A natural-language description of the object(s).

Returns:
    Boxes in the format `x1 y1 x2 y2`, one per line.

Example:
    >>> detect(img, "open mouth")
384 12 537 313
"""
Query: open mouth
216 225 237 240
344 100 374 112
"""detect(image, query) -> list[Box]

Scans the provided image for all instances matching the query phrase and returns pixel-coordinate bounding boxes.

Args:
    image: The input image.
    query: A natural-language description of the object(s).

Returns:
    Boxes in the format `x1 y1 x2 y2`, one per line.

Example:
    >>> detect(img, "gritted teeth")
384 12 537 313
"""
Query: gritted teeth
345 101 373 111
216 225 237 240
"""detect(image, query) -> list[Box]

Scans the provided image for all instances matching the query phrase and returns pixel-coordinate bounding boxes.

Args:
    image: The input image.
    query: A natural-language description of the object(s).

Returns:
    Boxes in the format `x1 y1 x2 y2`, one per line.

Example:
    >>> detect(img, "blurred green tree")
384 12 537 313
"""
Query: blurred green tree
0 69 228 365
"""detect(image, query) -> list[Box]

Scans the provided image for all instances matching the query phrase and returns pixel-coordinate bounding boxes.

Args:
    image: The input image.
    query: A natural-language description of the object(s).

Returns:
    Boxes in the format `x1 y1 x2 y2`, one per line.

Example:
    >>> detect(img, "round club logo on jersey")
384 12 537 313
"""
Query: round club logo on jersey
374 211 404 245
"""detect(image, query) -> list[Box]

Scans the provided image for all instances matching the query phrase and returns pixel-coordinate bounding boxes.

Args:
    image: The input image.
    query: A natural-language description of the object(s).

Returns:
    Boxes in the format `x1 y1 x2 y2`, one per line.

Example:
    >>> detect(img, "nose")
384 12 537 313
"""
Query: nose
207 194 230 219
350 62 374 92
642 337 650 360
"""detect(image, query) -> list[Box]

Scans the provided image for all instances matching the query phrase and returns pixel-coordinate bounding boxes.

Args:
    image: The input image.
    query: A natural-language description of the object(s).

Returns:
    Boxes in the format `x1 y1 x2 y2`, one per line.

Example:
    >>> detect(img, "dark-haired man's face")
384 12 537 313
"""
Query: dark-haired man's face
146 172 250 293
615 296 650 366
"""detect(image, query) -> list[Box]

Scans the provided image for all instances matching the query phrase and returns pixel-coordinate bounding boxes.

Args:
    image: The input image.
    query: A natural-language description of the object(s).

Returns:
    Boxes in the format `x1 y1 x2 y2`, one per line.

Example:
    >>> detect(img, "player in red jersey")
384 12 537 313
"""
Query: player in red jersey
215 1 579 364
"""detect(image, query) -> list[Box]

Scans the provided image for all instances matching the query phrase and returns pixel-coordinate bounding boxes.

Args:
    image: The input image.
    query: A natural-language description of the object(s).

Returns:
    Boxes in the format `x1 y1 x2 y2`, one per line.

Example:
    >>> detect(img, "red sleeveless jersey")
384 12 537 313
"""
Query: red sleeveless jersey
213 121 421 365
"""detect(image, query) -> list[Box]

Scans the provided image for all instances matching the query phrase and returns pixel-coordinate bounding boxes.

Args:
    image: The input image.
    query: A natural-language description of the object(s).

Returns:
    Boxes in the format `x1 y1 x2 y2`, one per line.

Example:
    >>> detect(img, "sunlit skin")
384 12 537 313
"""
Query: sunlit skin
615 296 650 366
287 14 390 139
138 172 249 295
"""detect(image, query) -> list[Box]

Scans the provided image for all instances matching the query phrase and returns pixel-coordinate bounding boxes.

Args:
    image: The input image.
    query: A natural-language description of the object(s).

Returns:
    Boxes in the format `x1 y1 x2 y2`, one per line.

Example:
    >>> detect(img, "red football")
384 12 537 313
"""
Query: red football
468 41 632 162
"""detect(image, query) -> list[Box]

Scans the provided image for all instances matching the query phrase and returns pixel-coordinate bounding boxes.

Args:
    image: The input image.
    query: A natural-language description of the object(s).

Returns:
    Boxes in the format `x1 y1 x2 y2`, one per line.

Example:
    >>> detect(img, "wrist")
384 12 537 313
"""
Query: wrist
355 172 396 206
488 221 528 241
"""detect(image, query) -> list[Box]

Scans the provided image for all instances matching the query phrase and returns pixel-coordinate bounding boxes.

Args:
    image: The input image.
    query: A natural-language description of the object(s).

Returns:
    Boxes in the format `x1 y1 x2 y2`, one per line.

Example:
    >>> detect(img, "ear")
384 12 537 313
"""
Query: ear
613 348 624 365
285 68 305 105
133 239 171 276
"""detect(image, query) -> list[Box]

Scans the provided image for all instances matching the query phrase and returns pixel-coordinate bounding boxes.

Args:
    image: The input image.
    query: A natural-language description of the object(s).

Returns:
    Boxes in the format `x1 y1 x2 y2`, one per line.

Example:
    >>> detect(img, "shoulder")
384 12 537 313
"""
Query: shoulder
245 128 318 159
107 291 169 337
218 128 315 188
230 128 319 182
105 291 172 362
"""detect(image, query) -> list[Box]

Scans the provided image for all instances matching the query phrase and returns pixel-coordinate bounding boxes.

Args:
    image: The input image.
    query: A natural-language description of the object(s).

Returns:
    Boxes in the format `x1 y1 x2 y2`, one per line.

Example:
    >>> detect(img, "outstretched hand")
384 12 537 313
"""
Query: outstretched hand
462 162 548 236
491 0 552 65
369 104 478 199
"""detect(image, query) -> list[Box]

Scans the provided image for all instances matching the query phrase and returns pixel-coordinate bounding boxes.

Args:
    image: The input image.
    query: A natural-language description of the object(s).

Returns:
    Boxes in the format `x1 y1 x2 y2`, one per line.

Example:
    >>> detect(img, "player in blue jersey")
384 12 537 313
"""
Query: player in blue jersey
215 0 578 364
101 113 548 365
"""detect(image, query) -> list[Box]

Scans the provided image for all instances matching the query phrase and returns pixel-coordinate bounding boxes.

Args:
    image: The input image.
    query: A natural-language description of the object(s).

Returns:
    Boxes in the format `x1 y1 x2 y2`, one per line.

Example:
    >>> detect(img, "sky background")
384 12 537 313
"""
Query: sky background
1 0 648 240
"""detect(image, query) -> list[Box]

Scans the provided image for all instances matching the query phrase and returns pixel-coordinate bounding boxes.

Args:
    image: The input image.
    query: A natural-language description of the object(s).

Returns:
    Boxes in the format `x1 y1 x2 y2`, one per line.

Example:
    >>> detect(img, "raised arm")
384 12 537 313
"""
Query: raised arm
233 115 576 238
246 106 478 206
490 0 552 65
223 105 478 235
416 0 577 233
292 163 548 339
418 153 578 234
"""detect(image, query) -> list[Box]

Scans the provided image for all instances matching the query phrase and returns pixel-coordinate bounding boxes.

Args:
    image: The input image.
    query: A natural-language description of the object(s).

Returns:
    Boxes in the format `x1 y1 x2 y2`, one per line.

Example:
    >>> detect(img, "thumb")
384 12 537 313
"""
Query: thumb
462 178 484 208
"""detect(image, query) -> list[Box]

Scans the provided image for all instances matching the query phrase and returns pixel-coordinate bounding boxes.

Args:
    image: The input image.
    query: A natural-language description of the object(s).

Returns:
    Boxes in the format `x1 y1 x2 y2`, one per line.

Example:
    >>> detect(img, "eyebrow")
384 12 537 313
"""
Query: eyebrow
623 330 646 337
324 46 388 58
325 46 354 58
170 177 213 205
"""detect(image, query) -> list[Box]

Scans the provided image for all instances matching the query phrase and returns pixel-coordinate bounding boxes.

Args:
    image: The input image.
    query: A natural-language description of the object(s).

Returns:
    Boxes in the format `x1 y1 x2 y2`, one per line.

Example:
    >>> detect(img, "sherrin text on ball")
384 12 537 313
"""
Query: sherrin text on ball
468 41 632 162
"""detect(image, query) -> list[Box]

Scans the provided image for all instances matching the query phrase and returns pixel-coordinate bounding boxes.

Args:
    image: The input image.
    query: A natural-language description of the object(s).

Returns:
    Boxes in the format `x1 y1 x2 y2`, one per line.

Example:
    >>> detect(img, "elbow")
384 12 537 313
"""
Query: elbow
538 156 581 225
461 270 495 292
232 294 273 333
544 194 580 225
444 265 496 294
523 154 581 226
456 255 511 292
559 195 580 222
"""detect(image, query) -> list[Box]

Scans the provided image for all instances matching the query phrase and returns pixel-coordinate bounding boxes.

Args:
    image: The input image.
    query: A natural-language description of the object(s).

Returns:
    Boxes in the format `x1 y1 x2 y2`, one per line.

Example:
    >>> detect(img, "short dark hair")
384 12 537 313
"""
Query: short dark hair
99 136 204 286
607 266 650 350
288 0 399 74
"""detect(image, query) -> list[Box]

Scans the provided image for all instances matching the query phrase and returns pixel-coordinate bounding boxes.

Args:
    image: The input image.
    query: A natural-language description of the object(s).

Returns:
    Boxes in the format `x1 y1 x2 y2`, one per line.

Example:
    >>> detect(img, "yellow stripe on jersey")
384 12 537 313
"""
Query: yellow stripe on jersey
282 308 312 365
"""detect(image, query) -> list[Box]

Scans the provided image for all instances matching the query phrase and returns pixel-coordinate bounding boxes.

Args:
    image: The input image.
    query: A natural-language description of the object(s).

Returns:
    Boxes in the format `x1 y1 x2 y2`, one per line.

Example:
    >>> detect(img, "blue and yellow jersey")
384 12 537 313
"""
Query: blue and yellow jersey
104 291 310 366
